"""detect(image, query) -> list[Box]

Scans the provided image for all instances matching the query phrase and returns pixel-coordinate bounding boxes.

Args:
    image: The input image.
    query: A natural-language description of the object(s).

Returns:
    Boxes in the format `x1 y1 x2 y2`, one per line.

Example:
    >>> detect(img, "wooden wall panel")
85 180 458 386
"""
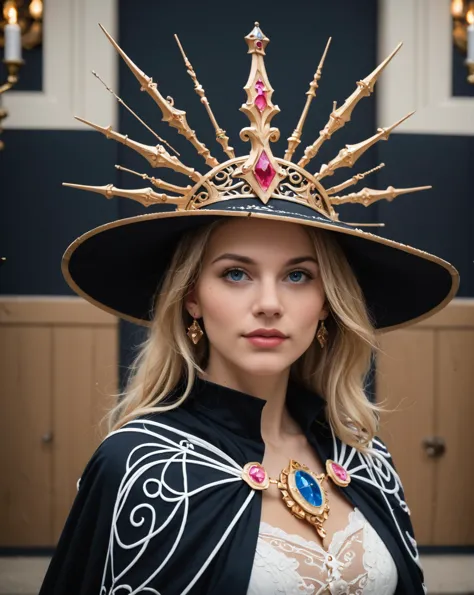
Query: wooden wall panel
52 327 95 540
377 329 436 545
52 326 118 541
91 327 119 442
434 330 474 545
0 297 118 547
0 327 53 546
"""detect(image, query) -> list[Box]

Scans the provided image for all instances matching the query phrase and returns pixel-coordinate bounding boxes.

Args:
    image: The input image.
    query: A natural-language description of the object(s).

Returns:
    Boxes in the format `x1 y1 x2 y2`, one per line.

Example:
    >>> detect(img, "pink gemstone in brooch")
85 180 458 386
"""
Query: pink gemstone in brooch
242 462 270 490
249 465 266 484
254 150 276 190
326 459 351 487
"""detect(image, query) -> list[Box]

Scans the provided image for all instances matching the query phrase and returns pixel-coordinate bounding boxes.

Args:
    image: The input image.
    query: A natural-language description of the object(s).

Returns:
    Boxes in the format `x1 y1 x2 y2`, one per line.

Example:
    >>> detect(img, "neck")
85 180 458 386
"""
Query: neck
202 360 303 443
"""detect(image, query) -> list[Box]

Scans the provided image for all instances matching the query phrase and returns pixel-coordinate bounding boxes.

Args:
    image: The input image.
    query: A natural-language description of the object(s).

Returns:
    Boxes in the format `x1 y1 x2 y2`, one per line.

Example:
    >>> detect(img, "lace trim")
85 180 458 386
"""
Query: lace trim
259 508 365 555
248 508 398 595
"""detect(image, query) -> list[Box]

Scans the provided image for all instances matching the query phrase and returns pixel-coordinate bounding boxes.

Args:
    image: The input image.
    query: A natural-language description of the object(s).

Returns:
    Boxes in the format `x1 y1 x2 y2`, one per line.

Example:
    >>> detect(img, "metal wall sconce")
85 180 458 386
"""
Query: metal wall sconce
451 0 474 83
0 1 43 149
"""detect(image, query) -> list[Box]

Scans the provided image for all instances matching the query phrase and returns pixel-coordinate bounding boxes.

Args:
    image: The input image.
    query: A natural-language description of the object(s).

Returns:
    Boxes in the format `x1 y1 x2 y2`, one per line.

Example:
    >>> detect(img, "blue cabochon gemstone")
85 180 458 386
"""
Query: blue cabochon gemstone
295 470 323 507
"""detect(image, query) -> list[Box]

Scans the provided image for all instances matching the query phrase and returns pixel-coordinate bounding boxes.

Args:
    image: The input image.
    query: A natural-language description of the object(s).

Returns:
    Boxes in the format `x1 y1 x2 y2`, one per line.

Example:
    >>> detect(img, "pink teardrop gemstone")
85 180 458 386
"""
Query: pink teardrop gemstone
248 464 266 484
254 79 267 112
331 463 348 482
254 151 276 191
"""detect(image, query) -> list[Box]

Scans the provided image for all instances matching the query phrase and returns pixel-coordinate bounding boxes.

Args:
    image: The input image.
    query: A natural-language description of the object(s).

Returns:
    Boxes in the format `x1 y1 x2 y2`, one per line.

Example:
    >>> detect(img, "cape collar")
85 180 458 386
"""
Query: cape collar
187 375 327 442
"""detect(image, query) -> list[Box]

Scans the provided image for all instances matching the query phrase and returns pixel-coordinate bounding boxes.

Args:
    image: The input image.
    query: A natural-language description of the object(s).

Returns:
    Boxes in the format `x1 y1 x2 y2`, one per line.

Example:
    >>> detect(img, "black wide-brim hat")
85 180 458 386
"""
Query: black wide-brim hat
63 197 458 331
62 24 459 330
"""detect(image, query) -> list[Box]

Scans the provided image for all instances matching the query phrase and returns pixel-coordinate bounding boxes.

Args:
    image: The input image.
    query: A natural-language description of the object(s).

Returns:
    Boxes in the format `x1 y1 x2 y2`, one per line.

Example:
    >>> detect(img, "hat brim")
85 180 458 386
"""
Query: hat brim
62 198 459 332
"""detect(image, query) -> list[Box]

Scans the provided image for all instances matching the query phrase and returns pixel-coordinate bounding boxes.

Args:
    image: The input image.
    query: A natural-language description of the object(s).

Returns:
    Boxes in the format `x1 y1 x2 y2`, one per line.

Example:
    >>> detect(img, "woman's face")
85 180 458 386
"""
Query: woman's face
186 217 328 378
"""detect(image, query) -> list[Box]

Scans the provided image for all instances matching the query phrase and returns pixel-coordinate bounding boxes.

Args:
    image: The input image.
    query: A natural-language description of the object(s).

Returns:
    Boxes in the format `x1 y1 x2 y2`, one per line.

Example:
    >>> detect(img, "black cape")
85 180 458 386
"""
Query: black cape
39 377 426 595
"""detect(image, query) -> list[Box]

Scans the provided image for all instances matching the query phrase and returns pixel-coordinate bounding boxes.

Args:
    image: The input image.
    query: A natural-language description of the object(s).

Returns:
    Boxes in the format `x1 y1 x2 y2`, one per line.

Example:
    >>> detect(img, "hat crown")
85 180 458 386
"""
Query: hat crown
64 23 431 227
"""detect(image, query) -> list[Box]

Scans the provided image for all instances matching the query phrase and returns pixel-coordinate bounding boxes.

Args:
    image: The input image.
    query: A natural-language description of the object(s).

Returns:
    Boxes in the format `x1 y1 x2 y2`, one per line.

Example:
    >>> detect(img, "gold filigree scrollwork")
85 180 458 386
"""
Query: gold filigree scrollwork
189 190 211 209
272 174 326 216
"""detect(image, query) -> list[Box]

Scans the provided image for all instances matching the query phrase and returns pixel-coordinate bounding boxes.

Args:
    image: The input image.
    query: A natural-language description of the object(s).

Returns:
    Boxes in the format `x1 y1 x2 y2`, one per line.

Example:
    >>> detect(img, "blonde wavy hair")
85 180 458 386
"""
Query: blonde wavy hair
106 218 382 451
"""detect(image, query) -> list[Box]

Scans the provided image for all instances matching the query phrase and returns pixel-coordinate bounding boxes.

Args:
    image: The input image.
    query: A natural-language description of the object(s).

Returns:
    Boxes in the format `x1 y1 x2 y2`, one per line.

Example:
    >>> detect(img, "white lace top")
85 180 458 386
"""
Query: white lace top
247 508 398 595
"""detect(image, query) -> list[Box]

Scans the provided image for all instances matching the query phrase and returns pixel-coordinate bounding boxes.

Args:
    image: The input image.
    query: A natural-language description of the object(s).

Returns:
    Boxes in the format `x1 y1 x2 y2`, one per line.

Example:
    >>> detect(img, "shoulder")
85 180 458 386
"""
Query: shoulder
361 435 414 520
364 436 405 492
79 412 242 498
78 413 197 493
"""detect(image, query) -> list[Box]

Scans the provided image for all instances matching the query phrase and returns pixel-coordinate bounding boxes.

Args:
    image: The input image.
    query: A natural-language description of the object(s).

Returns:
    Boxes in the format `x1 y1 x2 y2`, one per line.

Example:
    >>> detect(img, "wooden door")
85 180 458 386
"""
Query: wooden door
376 299 474 546
433 328 474 545
0 326 54 546
0 297 118 547
376 328 436 544
52 324 117 542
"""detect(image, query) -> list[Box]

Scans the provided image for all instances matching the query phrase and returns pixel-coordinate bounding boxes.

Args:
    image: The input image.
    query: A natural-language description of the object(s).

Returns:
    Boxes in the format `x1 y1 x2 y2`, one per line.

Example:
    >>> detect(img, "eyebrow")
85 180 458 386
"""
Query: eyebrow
210 253 318 266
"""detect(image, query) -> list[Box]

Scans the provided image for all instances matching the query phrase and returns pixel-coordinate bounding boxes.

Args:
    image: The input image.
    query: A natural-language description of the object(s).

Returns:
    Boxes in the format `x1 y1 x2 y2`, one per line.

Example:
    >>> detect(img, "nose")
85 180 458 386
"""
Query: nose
251 277 284 318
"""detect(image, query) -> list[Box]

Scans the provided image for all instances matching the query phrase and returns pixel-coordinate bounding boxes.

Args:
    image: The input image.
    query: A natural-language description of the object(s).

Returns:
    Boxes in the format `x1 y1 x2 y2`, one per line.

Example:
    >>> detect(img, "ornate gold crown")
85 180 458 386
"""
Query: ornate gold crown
65 23 430 227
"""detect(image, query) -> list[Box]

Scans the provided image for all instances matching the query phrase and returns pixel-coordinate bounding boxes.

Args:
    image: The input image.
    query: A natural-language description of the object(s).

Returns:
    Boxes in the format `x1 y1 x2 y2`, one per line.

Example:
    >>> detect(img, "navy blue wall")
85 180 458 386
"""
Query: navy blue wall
377 134 474 297
0 131 118 294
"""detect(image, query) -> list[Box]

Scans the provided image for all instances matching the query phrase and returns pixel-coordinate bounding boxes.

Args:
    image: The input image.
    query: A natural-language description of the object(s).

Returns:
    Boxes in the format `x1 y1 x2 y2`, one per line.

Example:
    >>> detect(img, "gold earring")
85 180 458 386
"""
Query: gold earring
316 320 328 349
187 318 204 345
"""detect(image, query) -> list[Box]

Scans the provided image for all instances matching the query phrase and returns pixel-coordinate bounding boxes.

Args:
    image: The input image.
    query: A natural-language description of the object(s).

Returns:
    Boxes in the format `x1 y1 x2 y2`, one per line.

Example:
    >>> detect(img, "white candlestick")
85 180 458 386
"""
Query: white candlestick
4 23 22 62
468 23 474 63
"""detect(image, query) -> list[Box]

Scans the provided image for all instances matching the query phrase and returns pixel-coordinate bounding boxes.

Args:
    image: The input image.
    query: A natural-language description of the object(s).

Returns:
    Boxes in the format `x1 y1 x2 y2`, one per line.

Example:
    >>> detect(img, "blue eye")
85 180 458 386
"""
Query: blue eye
288 270 311 283
224 268 248 282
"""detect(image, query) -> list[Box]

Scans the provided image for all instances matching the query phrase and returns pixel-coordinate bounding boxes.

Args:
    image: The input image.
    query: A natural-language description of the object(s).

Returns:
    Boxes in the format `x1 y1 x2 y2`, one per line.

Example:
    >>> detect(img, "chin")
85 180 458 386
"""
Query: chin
231 353 297 377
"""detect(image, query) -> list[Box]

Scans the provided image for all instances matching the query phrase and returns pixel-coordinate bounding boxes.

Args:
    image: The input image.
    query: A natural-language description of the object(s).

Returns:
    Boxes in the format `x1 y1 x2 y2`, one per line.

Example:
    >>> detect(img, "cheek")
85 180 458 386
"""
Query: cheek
198 280 244 325
290 287 326 327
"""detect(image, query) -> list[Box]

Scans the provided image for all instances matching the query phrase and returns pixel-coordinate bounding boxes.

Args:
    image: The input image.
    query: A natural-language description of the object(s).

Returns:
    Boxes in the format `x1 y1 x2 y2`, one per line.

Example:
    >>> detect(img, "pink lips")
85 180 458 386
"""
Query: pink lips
243 328 288 348
244 328 287 338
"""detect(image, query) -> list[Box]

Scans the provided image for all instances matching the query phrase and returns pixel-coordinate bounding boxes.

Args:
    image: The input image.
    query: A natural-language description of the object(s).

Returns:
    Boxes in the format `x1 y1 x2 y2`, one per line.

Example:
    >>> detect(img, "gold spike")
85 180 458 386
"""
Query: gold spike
91 70 180 156
115 165 192 195
174 34 235 160
298 42 403 168
62 183 190 210
341 222 385 228
326 163 385 195
317 111 414 180
330 185 432 207
284 37 332 162
75 116 201 182
98 24 219 169
234 22 284 204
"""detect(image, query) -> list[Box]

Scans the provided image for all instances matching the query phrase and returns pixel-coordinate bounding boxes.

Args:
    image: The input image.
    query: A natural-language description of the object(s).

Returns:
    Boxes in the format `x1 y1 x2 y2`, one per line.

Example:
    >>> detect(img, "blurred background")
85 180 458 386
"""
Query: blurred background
0 0 473 593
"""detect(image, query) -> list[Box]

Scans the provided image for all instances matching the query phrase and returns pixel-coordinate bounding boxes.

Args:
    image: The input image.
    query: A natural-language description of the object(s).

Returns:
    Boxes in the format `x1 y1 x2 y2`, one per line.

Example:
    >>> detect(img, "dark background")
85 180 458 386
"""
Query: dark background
1 0 473 379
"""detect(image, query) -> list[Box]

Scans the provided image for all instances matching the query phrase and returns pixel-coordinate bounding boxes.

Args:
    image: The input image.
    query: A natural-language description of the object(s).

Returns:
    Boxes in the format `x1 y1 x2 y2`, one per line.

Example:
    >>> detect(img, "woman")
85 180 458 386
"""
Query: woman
40 23 458 595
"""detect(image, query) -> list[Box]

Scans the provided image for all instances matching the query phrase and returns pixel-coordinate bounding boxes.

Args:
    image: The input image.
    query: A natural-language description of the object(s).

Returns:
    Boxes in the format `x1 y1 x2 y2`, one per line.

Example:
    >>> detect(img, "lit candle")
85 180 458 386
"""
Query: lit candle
4 5 22 62
451 0 464 18
468 10 474 63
